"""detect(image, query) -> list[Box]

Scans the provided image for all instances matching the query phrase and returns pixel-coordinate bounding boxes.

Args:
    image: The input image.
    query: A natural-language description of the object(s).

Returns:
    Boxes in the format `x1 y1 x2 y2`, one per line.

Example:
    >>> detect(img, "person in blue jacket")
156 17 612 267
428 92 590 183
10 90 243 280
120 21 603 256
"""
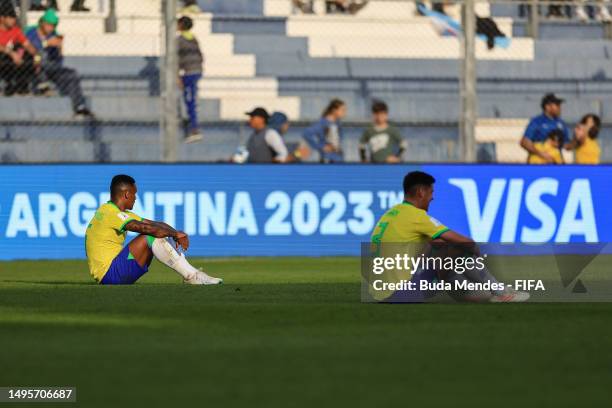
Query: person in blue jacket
303 99 346 163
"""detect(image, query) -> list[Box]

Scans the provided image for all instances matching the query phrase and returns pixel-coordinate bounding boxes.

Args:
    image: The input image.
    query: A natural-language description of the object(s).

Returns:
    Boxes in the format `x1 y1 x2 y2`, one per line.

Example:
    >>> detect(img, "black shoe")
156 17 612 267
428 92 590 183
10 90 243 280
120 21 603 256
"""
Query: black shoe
29 5 46 11
75 107 94 117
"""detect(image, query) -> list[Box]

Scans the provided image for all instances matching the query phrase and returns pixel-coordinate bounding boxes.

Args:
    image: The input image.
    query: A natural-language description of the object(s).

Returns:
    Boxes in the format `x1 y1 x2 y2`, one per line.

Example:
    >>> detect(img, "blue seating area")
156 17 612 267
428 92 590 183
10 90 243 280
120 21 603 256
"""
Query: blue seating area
1 1 611 162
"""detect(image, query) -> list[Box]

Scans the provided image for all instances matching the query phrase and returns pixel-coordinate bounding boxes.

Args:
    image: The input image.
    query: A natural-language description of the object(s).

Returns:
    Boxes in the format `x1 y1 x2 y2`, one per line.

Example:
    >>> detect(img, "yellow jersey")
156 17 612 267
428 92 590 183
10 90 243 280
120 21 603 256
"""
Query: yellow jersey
371 201 449 244
575 137 600 165
85 201 142 282
528 141 563 164
368 201 449 301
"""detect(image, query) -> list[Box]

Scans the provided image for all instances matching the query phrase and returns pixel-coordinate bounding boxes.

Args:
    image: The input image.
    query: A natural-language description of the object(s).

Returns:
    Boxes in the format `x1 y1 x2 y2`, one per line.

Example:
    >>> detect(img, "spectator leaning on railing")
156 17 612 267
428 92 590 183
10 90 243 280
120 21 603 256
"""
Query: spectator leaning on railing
25 8 92 117
573 114 601 164
242 107 289 164
520 93 571 164
303 98 346 163
359 101 406 164
0 4 40 96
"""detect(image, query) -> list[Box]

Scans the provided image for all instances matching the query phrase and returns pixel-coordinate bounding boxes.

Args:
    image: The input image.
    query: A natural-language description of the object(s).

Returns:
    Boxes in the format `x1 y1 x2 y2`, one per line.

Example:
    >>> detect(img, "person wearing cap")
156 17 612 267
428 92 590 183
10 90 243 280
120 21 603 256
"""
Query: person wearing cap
0 4 40 95
243 107 289 163
269 111 310 162
25 8 92 117
520 93 571 164
177 15 204 143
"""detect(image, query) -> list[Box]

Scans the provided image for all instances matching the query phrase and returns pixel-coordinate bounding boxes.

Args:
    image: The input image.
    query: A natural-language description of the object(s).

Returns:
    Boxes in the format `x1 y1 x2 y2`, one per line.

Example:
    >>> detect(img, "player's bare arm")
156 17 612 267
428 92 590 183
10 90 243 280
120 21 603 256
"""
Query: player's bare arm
125 220 189 251
435 229 479 255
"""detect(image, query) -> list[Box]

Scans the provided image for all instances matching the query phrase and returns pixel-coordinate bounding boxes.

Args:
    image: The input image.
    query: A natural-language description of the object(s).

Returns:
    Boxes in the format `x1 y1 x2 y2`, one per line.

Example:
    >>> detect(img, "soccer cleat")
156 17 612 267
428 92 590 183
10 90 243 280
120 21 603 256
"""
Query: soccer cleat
489 290 530 303
184 271 223 285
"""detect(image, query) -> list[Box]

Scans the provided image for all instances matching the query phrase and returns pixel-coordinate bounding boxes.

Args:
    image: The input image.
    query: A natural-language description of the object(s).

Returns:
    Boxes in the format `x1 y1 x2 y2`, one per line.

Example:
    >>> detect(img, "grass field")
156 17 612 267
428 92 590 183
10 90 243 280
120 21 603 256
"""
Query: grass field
1 257 612 408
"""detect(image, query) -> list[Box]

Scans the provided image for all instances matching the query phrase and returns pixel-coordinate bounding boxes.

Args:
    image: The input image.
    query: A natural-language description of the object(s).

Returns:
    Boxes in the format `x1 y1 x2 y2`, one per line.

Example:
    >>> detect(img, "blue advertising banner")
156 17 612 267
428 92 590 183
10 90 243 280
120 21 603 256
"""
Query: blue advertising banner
0 164 609 260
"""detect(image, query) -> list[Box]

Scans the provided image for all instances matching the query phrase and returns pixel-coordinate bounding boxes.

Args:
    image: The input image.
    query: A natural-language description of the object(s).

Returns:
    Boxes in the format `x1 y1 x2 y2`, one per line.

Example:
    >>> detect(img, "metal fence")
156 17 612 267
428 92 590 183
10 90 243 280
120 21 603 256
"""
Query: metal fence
0 0 610 163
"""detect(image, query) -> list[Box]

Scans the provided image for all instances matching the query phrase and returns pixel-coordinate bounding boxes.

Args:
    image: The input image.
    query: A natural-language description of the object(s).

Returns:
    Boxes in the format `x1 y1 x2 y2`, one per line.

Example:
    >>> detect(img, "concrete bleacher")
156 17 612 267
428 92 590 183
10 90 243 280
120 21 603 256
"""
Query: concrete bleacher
1 0 611 163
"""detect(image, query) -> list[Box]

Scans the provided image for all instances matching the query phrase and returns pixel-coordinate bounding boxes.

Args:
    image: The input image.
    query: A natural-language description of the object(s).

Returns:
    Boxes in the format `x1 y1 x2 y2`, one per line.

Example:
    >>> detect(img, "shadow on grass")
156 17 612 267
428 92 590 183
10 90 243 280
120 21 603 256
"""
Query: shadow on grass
1 280 96 286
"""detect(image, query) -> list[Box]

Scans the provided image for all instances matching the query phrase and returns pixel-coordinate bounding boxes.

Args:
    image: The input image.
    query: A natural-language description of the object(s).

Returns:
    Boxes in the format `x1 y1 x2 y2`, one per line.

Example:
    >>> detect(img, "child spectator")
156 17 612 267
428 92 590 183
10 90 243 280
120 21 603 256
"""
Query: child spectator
303 99 346 163
574 114 601 165
177 16 204 144
359 101 406 163
528 129 564 165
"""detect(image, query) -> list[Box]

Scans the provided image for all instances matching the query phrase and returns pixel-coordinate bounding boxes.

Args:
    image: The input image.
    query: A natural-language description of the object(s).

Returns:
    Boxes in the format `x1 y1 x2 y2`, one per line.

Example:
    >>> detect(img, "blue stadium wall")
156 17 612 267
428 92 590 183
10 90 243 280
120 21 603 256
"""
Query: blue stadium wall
0 164 609 260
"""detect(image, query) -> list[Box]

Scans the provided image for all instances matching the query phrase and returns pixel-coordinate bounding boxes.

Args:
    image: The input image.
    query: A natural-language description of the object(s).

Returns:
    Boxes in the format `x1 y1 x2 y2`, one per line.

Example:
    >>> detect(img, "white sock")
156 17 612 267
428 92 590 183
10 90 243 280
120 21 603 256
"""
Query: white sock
151 237 199 280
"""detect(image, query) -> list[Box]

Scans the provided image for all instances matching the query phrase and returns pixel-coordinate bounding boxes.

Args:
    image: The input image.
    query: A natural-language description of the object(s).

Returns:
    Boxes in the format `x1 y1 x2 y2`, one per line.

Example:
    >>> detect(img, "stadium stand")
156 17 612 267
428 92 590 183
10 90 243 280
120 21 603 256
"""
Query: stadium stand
0 0 610 162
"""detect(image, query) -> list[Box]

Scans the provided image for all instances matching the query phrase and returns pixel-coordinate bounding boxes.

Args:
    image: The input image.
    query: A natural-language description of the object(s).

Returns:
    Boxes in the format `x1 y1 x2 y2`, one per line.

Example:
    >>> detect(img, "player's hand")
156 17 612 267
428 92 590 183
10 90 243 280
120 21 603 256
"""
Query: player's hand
174 231 189 251
385 155 400 163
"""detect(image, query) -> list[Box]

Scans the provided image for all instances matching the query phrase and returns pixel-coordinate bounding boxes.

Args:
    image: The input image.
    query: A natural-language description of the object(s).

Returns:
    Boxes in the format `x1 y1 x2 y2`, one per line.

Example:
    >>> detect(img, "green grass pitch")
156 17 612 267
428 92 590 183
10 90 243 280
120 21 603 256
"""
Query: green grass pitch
1 257 612 408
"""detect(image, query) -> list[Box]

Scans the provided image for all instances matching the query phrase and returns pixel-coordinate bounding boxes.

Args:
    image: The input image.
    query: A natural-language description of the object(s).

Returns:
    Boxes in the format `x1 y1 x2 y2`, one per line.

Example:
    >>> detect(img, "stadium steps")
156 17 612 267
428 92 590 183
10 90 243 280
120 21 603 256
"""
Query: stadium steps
209 12 528 60
199 0 265 15
0 97 73 121
89 96 221 121
0 139 95 162
514 20 610 40
263 0 491 18
233 35 309 56
535 40 612 59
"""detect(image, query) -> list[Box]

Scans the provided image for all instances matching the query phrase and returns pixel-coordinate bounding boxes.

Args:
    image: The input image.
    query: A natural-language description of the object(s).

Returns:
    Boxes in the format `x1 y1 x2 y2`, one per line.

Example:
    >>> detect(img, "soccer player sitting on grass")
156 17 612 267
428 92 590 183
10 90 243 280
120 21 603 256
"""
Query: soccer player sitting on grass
85 175 222 285
371 171 528 302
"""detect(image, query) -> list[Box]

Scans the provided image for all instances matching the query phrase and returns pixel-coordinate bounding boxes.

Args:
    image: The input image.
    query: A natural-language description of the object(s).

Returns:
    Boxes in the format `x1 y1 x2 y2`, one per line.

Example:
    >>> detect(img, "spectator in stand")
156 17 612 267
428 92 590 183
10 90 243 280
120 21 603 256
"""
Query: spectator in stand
243 107 289 163
326 1 368 14
303 99 346 163
520 93 571 164
527 129 564 165
30 1 59 11
359 101 407 163
70 1 89 12
294 0 367 14
576 0 611 22
26 9 92 117
293 0 314 13
269 111 290 136
181 0 201 14
269 111 310 162
573 114 601 164
177 15 204 143
0 4 40 95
